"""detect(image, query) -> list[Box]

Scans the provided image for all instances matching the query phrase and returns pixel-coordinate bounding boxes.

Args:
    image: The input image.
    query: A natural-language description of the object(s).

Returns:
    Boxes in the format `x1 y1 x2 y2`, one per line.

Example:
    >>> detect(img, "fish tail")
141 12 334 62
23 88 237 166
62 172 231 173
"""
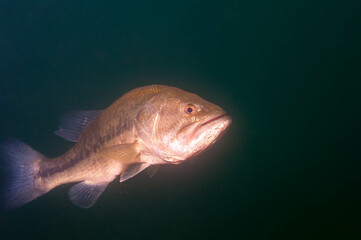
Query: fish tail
1 139 47 211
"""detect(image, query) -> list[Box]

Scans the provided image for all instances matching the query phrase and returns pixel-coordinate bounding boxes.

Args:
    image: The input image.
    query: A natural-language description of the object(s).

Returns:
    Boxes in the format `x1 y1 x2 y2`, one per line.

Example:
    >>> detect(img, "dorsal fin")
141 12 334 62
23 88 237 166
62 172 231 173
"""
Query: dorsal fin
55 110 102 142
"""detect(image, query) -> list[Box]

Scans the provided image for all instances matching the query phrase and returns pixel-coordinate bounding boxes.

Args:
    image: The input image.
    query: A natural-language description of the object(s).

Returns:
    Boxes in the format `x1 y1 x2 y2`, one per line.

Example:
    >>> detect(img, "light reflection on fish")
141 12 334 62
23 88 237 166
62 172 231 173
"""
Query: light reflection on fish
1 85 231 210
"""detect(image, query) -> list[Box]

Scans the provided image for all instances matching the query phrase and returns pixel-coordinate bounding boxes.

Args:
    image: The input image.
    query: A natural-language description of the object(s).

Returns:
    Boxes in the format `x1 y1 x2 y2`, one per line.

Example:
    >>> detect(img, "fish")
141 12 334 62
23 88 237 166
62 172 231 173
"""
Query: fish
0 85 231 210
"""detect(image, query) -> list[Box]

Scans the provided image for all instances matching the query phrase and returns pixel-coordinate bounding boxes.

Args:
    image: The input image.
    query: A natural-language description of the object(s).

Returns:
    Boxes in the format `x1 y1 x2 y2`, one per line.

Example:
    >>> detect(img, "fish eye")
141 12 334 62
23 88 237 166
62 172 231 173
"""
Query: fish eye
184 104 196 116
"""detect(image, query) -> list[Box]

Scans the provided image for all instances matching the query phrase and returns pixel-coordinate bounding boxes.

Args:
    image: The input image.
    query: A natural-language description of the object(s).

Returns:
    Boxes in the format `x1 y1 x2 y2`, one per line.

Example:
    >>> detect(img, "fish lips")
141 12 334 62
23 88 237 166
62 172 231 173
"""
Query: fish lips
177 114 232 143
200 114 232 127
174 113 232 160
192 113 232 141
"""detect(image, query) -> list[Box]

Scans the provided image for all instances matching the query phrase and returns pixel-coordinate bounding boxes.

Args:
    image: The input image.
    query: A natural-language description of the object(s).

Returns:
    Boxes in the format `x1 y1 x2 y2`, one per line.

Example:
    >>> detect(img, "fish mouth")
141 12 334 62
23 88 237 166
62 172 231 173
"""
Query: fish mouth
201 114 229 126
178 113 231 145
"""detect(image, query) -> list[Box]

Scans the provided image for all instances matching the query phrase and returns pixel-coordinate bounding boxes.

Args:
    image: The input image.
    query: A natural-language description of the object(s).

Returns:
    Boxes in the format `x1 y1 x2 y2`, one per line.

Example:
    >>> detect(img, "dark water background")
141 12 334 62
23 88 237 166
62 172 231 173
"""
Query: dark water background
0 0 360 239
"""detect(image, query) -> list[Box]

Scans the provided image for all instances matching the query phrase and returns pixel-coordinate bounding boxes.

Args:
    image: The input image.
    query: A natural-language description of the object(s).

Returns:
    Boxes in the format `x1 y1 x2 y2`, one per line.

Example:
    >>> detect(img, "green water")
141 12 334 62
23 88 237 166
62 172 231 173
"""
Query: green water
0 0 360 239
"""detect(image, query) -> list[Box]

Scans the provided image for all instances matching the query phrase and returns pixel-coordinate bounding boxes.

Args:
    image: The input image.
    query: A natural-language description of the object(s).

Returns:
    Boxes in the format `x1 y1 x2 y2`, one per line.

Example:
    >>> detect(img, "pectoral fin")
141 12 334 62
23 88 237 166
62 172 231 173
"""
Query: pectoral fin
68 181 108 208
98 142 139 163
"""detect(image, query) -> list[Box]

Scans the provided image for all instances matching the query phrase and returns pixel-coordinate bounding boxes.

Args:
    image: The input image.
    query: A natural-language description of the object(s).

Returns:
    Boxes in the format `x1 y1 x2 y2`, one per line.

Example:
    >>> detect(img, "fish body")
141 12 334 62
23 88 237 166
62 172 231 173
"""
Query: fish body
1 85 231 210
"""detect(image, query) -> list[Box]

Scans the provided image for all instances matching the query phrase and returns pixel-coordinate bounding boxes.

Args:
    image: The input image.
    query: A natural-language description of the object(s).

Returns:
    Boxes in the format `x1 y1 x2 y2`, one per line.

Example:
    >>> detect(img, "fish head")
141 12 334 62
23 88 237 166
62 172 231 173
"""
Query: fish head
135 86 231 163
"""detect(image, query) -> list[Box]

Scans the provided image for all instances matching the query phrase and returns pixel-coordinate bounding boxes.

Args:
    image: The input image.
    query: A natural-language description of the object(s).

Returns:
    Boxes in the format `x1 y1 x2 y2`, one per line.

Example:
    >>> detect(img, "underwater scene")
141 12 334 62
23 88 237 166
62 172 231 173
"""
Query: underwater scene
0 0 360 239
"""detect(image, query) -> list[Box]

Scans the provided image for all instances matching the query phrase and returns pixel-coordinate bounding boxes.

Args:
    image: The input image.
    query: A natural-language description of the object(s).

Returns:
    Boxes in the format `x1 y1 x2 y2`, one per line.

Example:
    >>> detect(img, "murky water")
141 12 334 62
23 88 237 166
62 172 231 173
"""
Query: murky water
0 1 360 239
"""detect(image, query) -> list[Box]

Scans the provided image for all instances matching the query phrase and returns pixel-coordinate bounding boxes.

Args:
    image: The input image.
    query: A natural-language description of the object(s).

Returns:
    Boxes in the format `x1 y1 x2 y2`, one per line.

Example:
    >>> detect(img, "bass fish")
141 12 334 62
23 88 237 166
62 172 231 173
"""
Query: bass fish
1 85 231 210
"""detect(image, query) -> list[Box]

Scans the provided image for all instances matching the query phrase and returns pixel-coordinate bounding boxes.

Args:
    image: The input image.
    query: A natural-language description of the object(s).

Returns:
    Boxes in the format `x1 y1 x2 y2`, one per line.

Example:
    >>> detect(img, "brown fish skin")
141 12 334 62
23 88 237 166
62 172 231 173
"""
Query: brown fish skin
2 85 231 209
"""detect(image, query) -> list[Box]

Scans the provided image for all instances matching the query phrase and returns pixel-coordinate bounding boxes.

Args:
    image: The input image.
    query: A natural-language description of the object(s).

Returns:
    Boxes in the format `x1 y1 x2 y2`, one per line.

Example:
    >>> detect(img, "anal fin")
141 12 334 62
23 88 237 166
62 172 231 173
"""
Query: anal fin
68 181 108 208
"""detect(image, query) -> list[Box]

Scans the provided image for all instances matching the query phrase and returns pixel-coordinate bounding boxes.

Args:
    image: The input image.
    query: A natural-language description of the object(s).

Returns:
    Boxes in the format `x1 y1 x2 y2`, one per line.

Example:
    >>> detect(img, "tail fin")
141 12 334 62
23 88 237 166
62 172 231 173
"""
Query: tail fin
1 139 47 211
